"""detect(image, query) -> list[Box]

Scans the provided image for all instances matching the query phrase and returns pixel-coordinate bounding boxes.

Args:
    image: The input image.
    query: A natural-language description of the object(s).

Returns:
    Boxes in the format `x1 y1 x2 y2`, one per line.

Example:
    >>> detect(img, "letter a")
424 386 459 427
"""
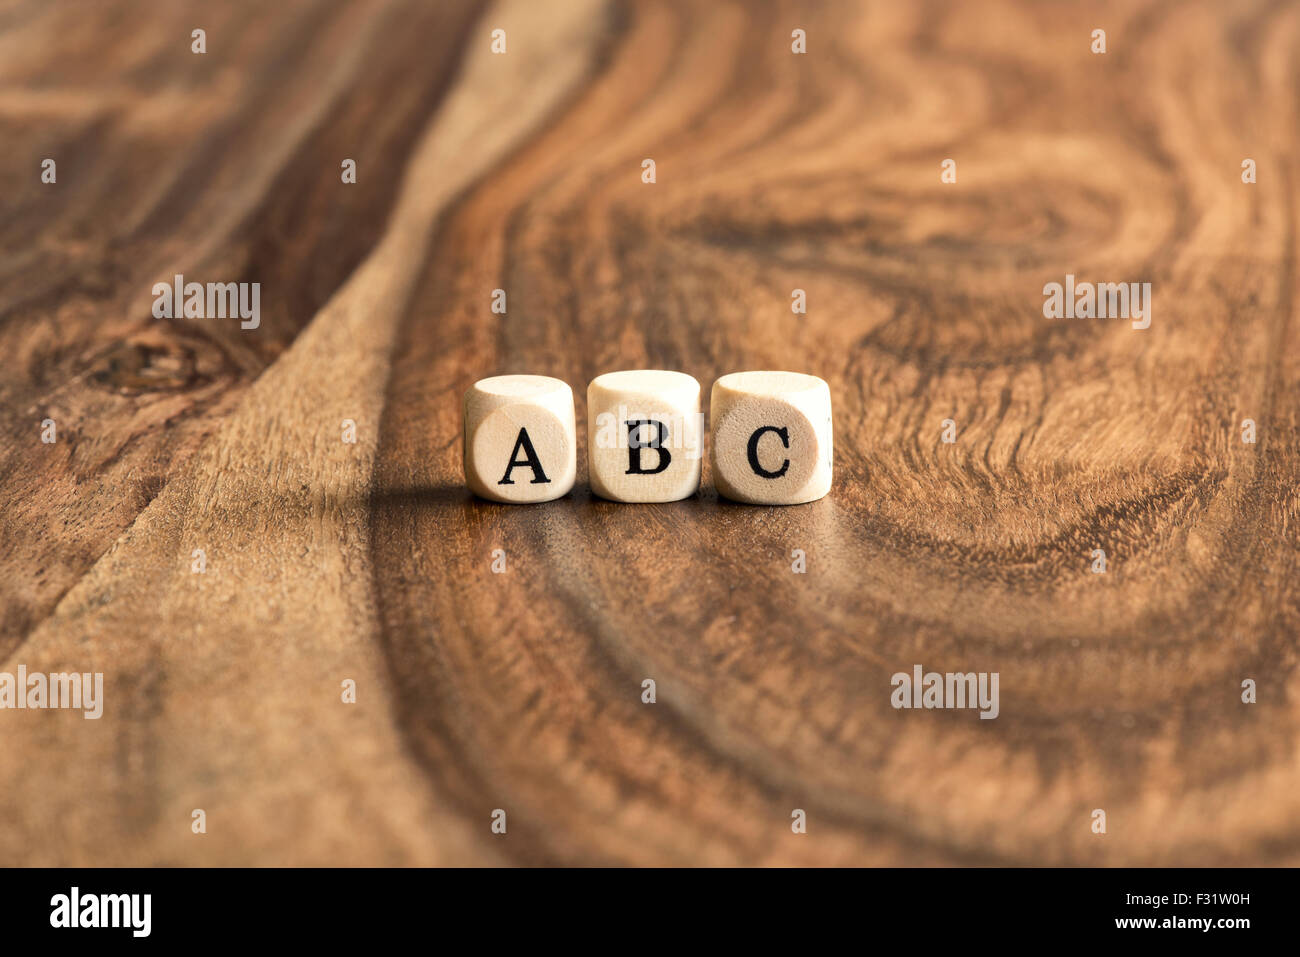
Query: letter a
498 429 550 485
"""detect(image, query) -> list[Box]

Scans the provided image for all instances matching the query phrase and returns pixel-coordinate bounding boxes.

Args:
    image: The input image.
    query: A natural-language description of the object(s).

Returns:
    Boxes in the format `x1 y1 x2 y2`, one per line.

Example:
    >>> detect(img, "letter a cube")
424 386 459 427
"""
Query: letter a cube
463 375 576 503
709 371 832 504
587 370 702 502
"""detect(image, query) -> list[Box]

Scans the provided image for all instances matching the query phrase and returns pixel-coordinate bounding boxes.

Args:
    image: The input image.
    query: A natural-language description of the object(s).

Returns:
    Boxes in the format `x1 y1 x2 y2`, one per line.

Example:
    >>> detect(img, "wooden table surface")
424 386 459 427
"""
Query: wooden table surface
2 0 1298 866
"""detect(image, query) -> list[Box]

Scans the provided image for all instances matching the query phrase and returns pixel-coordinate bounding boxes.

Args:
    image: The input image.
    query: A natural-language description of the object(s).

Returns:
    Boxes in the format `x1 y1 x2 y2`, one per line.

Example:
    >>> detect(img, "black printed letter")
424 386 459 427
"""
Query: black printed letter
498 428 550 485
625 419 671 475
747 425 790 478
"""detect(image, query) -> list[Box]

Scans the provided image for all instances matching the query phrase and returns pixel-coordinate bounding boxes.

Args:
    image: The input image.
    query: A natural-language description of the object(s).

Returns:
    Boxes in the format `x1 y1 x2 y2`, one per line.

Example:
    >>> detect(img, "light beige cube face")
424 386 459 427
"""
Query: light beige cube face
463 375 576 503
587 370 703 503
710 371 833 505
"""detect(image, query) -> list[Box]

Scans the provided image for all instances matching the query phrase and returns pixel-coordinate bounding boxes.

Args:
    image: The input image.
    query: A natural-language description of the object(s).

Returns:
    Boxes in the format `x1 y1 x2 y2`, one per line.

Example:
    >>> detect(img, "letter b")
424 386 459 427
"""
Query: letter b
587 370 701 502
625 419 672 475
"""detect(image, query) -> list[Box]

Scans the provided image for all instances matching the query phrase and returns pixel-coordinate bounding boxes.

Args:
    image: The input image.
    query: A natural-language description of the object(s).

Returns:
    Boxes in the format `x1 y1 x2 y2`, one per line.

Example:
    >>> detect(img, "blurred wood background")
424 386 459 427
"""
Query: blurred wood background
1 0 1297 866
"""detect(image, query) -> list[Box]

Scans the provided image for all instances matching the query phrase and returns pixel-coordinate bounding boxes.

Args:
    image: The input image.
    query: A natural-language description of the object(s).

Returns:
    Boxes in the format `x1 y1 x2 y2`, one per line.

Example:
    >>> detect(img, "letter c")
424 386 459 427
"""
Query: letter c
747 426 790 479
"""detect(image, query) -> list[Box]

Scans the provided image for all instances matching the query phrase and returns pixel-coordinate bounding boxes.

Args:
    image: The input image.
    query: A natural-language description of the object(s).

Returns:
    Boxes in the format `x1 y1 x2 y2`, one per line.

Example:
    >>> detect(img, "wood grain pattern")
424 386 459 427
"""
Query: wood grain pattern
2 0 1298 866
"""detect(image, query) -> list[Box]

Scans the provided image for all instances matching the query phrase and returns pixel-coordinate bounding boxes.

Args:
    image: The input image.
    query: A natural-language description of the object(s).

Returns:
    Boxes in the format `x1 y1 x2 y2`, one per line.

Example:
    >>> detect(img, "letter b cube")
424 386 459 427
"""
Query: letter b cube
587 370 702 502
463 375 576 503
709 371 832 504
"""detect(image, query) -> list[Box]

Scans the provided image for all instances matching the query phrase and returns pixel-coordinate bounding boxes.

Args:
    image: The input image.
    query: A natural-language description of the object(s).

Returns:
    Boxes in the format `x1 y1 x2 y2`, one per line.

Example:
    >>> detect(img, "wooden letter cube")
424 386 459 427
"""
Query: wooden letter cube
709 371 832 504
463 375 576 503
587 370 703 502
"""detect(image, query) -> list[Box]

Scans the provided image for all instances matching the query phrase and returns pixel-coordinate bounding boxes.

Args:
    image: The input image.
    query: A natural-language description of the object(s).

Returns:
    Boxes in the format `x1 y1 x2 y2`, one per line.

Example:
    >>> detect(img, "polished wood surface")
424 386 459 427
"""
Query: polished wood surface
2 0 1297 865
